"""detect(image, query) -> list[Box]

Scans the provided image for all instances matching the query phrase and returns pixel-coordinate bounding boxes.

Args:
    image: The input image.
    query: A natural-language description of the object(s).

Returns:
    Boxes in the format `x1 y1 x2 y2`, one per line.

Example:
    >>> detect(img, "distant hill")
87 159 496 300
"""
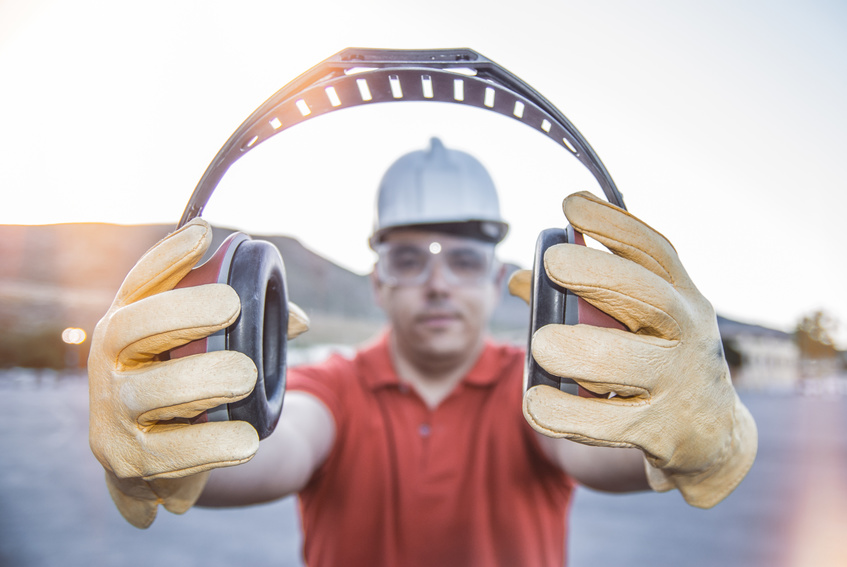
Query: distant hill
0 223 529 368
0 222 795 377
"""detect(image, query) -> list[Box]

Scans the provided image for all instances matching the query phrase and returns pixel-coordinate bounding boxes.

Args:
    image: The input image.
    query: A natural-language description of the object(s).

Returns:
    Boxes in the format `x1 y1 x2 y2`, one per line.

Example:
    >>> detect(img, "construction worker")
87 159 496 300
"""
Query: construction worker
88 138 757 567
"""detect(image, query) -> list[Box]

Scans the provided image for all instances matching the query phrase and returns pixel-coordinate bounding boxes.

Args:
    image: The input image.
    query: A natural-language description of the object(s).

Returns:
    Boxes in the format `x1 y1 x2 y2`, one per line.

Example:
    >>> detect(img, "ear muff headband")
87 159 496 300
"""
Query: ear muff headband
175 48 631 437
177 47 625 228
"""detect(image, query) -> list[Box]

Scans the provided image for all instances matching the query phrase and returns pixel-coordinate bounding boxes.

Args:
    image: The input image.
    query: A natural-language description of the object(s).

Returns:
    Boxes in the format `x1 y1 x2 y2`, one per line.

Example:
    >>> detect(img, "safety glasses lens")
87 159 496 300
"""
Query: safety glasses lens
444 249 489 280
384 245 430 280
377 241 494 286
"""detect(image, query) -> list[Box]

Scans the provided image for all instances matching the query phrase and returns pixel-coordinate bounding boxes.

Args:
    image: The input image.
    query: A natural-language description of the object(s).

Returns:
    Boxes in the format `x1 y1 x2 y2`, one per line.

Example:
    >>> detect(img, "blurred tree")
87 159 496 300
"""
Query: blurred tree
794 310 840 359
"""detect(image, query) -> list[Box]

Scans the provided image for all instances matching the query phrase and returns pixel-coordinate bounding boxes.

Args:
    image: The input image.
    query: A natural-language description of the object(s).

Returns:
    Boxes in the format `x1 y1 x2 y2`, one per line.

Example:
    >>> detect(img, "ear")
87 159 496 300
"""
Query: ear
494 262 508 289
370 268 387 310
490 262 508 307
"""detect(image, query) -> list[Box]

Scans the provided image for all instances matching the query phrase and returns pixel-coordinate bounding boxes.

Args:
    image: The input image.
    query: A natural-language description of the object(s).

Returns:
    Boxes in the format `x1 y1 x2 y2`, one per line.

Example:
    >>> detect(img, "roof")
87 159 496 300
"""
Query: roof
717 314 792 340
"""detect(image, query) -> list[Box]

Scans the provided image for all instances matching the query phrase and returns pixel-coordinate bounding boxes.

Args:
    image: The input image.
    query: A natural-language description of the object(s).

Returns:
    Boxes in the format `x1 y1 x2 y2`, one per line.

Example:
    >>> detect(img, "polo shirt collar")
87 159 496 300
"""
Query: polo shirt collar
358 331 505 390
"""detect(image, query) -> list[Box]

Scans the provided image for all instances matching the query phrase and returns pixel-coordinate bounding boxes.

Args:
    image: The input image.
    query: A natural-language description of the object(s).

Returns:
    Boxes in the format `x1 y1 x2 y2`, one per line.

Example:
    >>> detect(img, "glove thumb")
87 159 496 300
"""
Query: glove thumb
508 269 532 305
288 302 310 339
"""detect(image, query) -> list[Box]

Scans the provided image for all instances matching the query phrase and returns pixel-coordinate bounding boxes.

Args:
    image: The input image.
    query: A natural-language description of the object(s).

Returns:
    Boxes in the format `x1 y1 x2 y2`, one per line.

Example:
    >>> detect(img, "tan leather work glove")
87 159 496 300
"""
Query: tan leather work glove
510 191 757 509
88 218 309 528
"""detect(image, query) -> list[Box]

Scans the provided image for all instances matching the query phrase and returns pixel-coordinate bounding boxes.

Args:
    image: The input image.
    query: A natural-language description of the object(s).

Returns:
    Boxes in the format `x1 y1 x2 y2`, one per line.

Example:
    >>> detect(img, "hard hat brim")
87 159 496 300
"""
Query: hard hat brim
369 220 509 248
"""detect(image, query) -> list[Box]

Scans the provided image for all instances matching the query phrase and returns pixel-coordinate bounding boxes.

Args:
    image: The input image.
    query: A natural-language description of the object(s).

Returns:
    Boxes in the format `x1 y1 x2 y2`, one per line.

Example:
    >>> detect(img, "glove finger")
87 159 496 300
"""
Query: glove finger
150 471 211 514
138 420 259 480
562 191 691 287
508 269 532 304
104 471 159 529
287 302 310 340
544 243 685 340
114 218 213 308
119 350 257 424
532 324 670 397
110 284 240 367
523 385 659 455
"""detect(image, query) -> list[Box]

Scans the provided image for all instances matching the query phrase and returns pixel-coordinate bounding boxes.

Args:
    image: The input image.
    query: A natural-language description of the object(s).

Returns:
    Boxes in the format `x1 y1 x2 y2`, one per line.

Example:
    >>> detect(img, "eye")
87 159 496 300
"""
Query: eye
388 247 427 273
447 249 487 275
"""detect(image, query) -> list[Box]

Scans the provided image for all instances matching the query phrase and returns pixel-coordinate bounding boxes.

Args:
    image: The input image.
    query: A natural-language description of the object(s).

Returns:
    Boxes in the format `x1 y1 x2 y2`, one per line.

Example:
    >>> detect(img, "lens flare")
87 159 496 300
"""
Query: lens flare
61 327 86 345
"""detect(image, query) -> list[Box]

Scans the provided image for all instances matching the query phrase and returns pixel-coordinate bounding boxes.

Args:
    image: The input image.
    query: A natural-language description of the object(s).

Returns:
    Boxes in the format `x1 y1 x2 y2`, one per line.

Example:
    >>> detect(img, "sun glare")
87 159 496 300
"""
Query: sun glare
61 327 86 345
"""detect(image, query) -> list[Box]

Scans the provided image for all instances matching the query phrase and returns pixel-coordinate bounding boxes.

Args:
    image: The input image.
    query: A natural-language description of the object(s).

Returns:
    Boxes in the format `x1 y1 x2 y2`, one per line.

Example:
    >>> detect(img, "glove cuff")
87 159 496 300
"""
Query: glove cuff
645 395 758 509
104 469 210 529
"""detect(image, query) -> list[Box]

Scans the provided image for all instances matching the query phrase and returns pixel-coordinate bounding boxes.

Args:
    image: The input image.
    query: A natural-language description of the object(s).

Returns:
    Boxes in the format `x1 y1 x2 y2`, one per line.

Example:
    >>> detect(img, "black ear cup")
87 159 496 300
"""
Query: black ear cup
170 233 289 439
225 239 288 439
524 226 626 397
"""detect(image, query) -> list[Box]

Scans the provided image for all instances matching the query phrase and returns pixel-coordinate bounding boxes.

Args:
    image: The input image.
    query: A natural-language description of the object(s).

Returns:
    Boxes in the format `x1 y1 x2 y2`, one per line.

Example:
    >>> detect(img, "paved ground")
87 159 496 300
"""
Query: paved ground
1 369 846 567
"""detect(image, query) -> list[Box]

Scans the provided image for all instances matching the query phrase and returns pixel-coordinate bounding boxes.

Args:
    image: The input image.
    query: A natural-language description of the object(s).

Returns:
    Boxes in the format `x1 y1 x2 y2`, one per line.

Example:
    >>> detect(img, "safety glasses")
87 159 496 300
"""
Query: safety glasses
375 238 498 287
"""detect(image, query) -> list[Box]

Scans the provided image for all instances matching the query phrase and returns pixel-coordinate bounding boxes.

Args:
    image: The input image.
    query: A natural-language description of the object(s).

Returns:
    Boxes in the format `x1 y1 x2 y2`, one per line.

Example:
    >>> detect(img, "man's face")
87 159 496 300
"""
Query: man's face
372 230 503 370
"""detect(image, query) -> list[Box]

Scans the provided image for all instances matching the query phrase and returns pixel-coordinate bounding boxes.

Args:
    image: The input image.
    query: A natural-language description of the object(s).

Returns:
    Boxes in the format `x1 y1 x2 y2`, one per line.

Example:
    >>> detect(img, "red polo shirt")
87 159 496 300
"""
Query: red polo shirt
287 333 574 567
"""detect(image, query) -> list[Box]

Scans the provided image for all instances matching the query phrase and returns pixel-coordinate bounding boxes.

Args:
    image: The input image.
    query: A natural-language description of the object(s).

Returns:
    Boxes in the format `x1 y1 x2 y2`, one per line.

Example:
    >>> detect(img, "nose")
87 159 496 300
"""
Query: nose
424 257 451 295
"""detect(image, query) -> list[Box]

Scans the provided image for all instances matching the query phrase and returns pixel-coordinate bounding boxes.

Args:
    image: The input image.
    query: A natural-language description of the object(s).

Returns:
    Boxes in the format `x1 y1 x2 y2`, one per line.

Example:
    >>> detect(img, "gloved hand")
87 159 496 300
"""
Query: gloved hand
88 219 309 528
510 191 757 508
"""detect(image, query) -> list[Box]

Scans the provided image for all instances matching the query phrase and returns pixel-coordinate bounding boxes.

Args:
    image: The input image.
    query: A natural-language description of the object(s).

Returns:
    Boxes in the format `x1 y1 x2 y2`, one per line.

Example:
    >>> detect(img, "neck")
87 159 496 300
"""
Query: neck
389 332 485 409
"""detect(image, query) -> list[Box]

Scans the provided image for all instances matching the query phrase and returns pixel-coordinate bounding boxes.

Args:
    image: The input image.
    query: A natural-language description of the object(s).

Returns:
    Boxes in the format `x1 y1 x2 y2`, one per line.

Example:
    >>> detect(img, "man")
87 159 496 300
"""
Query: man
88 138 757 566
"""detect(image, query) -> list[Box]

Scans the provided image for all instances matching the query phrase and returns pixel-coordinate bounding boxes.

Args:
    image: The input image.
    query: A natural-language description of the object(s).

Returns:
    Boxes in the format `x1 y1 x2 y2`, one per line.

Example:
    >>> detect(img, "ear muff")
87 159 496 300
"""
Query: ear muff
172 48 633 435
169 232 288 439
525 226 626 397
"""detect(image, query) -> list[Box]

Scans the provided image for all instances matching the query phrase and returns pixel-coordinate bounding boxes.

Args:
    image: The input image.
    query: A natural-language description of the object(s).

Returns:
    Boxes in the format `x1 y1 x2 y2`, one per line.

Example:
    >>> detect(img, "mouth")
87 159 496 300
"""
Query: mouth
417 310 461 328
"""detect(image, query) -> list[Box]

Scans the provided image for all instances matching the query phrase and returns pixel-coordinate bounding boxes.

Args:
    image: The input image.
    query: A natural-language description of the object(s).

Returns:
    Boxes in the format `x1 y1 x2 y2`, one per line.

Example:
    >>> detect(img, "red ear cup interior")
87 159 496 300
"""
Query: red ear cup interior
568 229 627 333
524 226 625 398
169 232 288 439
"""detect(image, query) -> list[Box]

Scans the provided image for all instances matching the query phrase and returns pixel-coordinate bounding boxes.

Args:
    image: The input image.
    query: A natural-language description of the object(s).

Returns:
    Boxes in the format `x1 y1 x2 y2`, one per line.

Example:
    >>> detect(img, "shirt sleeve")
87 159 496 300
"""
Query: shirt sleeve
286 353 353 434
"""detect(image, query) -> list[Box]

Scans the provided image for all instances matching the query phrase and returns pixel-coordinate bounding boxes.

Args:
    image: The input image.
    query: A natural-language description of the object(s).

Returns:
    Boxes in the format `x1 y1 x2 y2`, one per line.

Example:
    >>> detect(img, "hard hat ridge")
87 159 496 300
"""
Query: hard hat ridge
370 137 509 247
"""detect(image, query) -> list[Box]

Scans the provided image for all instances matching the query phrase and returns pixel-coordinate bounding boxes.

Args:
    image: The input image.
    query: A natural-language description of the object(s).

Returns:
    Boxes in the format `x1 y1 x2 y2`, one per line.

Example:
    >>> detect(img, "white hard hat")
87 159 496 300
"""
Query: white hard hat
370 138 509 246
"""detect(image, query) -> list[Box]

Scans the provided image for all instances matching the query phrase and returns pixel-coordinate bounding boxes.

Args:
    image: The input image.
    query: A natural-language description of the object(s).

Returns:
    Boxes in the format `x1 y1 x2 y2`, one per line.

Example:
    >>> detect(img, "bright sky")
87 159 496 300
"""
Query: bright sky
2 0 846 345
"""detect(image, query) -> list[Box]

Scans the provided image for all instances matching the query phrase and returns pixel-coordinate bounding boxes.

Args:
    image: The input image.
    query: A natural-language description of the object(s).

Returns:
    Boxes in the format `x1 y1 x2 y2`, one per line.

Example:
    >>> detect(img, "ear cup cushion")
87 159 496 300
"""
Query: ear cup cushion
225 239 289 440
526 228 576 394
